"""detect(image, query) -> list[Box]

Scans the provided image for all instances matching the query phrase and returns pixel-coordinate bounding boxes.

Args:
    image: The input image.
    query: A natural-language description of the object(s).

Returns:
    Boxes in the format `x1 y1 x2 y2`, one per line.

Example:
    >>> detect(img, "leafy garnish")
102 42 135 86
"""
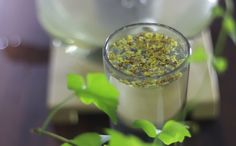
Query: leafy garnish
212 5 224 17
133 120 157 138
158 120 191 145
86 73 119 101
223 15 236 44
67 73 119 123
67 74 85 90
106 129 152 146
213 57 228 73
224 15 235 33
61 133 102 146
188 47 208 63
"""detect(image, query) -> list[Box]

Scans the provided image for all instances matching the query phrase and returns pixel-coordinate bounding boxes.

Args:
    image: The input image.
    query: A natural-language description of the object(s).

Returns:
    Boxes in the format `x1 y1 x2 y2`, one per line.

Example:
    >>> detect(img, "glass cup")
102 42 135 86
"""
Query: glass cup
103 23 190 139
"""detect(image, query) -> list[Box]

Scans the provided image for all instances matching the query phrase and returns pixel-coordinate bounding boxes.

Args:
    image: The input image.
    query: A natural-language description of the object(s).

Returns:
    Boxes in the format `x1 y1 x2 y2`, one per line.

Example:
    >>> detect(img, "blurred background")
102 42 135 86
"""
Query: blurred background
0 0 235 146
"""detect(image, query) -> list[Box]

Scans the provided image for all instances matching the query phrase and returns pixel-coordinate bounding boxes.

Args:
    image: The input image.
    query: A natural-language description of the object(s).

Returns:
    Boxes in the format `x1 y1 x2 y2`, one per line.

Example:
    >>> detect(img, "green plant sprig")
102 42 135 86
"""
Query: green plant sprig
133 120 191 145
214 0 235 55
33 73 191 146
211 0 236 72
32 128 77 146
67 73 119 124
41 94 75 130
189 0 236 73
60 119 191 146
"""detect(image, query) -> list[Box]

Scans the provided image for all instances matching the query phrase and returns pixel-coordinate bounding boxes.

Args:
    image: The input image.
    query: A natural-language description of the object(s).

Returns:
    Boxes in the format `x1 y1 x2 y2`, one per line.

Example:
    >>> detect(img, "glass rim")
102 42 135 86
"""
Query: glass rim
103 23 191 80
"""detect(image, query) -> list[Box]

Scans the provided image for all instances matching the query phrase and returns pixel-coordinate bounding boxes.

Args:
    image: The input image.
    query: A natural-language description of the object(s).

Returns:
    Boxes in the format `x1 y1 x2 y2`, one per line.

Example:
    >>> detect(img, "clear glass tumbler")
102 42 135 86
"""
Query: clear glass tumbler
103 23 190 139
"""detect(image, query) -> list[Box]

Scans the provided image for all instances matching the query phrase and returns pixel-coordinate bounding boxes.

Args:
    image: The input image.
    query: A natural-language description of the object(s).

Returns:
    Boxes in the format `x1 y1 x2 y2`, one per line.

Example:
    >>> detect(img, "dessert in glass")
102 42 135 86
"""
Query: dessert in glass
103 23 190 139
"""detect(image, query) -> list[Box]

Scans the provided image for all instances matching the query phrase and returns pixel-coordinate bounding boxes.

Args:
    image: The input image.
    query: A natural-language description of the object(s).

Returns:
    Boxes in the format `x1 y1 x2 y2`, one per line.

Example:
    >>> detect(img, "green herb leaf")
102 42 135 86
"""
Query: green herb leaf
223 15 236 33
213 57 228 73
67 74 85 91
85 73 119 123
223 15 236 44
71 73 119 124
133 120 157 138
86 73 119 100
80 93 118 124
212 6 224 17
188 47 208 63
61 133 102 146
158 120 191 145
61 143 71 146
153 136 164 146
106 129 152 146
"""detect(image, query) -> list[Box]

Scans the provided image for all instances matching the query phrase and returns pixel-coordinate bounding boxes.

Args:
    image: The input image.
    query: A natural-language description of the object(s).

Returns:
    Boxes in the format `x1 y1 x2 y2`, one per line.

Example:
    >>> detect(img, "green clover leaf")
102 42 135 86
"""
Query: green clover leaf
106 129 152 146
61 133 102 146
158 120 191 145
188 47 208 63
133 120 157 138
224 15 236 34
223 15 236 44
67 73 119 124
86 73 119 101
213 57 228 73
67 74 85 91
212 5 225 18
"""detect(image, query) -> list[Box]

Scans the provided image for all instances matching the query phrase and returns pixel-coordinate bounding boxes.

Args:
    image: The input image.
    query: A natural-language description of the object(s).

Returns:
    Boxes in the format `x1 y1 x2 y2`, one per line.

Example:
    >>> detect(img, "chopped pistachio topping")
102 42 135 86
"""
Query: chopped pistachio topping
107 32 188 87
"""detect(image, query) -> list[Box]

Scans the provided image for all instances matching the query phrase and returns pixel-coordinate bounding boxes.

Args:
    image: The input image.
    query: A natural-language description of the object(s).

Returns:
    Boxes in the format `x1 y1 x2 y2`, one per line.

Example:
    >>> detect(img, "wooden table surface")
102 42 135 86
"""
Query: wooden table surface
1 3 236 146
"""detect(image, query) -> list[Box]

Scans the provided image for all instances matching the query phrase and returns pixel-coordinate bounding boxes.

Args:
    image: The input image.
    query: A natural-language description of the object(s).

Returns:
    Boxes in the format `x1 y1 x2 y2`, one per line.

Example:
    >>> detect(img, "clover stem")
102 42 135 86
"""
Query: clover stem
41 94 75 130
32 128 78 146
214 0 234 56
